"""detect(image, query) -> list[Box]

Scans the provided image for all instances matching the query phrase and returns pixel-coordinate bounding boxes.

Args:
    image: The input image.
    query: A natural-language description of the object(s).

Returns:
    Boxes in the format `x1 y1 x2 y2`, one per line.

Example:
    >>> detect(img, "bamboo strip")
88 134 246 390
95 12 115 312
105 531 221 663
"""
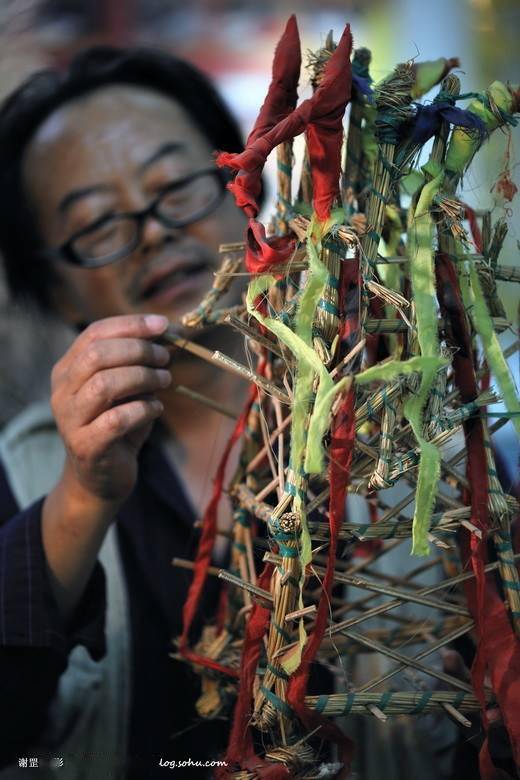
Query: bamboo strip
355 621 474 693
173 385 236 419
344 627 474 693
160 327 290 403
224 315 286 359
275 141 294 235
364 316 510 333
329 552 520 635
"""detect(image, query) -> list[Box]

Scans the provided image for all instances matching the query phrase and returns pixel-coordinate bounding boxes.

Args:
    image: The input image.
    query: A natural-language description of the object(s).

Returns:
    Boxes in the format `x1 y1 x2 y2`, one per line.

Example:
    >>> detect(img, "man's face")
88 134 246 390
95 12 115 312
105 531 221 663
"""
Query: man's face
22 85 246 326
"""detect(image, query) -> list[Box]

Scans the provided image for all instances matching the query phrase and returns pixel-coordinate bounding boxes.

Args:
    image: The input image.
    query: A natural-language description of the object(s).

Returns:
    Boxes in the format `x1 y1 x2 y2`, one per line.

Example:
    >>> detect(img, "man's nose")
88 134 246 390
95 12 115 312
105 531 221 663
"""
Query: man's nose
140 215 180 256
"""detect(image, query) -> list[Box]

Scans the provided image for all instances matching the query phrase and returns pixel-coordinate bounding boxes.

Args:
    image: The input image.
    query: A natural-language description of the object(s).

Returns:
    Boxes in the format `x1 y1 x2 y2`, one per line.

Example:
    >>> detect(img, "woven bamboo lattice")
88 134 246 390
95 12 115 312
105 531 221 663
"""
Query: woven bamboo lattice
170 17 520 779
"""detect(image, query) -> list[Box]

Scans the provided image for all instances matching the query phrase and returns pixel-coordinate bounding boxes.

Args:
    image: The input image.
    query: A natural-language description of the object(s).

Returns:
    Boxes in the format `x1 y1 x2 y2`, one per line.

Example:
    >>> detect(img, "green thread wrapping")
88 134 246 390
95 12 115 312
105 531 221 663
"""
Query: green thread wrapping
315 694 329 714
342 693 356 714
310 690 470 715
411 692 433 714
266 663 289 681
277 160 292 176
272 621 292 644
245 236 348 474
378 691 392 711
260 687 294 718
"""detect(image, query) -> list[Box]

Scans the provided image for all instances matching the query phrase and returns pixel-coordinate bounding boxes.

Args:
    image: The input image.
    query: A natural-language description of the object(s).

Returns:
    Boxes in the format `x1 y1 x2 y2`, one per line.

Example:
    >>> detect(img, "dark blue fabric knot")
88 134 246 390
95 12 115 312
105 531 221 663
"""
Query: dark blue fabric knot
408 102 487 145
352 73 373 100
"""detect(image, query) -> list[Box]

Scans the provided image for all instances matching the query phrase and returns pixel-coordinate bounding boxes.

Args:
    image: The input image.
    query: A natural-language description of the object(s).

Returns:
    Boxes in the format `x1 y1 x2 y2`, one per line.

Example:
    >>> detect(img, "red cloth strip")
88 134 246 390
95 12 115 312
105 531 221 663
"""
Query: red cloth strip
223 15 301 220
285 386 356 777
179 384 258 676
436 253 520 777
218 563 290 779
244 220 296 275
218 25 352 208
462 202 483 253
305 28 352 221
248 15 301 146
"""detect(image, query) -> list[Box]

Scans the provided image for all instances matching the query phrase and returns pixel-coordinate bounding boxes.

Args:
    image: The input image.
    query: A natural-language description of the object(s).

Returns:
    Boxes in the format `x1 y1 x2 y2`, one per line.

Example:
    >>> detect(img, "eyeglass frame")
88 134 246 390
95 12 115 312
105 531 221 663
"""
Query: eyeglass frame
42 167 229 269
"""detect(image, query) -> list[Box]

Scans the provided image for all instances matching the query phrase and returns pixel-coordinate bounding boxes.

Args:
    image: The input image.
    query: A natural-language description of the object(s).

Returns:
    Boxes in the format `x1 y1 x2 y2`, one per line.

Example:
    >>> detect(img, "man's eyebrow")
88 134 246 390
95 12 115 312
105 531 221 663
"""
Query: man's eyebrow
58 185 113 215
138 141 186 173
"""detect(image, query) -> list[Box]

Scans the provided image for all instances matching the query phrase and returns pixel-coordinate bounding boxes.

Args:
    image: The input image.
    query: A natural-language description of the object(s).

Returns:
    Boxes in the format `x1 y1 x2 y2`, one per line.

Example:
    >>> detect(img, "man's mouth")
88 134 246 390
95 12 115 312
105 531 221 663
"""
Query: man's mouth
138 259 210 302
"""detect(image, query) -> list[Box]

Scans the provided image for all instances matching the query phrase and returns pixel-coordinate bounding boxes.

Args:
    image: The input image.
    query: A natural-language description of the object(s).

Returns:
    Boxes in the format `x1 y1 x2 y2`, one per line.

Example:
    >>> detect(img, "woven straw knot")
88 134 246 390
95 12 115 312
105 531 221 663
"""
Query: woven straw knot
264 742 316 771
279 511 300 532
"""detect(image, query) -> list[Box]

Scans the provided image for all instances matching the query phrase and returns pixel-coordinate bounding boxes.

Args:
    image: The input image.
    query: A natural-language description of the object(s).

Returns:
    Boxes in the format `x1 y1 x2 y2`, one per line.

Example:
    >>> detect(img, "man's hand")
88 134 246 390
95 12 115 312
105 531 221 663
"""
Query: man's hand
42 314 171 619
51 314 171 505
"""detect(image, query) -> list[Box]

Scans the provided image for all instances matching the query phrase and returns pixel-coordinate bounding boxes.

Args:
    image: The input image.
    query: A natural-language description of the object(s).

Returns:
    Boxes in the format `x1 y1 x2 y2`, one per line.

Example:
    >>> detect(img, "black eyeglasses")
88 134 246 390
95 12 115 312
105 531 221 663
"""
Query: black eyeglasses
46 168 228 269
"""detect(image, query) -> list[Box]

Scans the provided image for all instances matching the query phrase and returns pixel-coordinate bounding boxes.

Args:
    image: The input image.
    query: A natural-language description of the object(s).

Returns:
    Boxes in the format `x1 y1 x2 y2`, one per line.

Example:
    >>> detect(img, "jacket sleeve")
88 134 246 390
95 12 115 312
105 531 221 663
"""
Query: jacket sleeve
0 462 106 767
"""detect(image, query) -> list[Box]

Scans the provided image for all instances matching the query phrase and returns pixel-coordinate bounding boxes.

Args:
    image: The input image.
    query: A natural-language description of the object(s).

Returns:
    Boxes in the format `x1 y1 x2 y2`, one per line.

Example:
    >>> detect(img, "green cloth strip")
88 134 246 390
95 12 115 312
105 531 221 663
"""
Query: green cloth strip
465 262 520 438
356 356 447 386
403 172 445 555
245 213 348 675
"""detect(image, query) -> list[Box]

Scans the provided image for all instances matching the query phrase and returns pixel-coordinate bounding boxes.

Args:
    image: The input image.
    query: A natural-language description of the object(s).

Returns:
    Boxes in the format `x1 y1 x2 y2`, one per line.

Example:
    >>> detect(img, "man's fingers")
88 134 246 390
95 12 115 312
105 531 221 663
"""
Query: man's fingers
81 314 169 345
64 338 170 391
55 314 169 377
73 365 171 424
83 398 164 457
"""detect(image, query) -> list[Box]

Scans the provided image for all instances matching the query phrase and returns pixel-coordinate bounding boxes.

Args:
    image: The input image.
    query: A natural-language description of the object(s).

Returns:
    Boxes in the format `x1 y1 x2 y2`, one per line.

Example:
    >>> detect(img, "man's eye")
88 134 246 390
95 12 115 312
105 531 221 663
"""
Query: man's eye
73 219 134 259
161 190 190 207
157 176 218 220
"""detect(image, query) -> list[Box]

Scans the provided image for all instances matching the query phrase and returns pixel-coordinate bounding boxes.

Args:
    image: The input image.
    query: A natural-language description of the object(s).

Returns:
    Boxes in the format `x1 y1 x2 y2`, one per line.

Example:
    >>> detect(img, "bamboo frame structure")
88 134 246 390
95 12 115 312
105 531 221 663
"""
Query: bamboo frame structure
169 24 520 779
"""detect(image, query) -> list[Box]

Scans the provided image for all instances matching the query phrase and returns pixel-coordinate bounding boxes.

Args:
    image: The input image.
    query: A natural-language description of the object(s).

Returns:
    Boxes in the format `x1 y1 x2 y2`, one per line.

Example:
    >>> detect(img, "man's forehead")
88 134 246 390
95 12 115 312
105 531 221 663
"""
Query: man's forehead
29 84 206 150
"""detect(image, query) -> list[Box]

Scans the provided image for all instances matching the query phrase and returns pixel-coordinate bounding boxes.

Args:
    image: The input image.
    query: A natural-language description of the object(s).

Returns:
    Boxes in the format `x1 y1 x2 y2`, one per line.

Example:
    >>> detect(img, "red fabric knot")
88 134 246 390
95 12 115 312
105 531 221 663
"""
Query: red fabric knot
217 19 353 274
215 15 301 220
245 221 296 275
305 25 353 221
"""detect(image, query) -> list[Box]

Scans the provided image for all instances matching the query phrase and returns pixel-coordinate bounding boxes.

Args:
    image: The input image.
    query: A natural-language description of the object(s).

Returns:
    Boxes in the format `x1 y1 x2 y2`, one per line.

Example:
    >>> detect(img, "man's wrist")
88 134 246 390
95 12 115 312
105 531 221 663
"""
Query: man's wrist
48 462 122 531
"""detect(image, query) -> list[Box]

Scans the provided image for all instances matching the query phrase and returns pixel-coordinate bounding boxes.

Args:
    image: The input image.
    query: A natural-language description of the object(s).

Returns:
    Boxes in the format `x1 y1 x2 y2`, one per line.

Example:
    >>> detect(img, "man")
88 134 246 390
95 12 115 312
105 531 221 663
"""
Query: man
0 46 253 779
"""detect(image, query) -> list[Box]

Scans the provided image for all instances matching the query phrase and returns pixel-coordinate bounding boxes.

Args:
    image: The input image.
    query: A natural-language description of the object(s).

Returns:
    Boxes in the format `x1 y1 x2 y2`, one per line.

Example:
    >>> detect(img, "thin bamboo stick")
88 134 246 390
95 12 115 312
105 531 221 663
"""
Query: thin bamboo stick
357 621 474 693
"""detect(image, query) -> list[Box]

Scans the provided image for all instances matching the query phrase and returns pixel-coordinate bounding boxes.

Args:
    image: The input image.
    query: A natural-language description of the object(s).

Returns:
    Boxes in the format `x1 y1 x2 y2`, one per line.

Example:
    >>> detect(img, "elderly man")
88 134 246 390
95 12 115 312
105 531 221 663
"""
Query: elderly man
0 46 252 779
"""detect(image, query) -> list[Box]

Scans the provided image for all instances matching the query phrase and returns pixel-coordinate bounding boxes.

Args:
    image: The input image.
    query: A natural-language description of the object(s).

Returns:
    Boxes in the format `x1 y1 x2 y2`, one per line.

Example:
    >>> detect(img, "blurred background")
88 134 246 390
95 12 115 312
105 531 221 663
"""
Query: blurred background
0 0 518 466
